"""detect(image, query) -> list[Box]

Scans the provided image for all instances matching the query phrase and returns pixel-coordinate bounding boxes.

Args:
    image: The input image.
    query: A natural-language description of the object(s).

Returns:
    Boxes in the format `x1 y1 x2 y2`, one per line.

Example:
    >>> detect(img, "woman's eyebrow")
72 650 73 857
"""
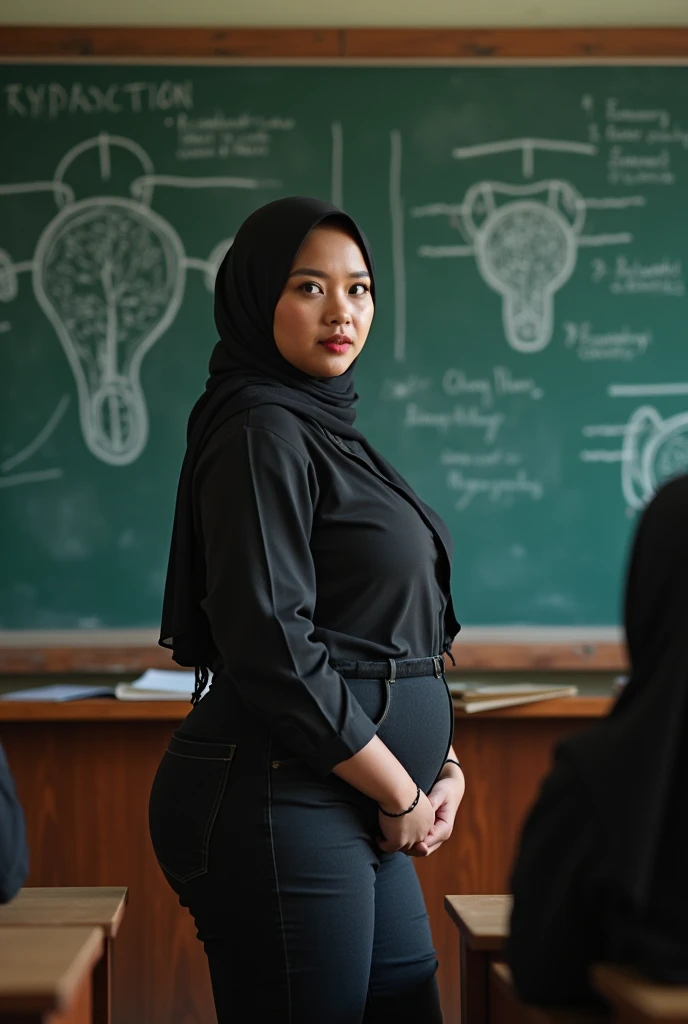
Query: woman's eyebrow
289 267 371 280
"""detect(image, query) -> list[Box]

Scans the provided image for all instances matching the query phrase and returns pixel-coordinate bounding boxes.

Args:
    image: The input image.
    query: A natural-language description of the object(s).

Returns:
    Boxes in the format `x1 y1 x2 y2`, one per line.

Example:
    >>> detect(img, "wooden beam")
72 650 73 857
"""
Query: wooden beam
343 27 688 59
449 640 627 672
0 645 177 675
0 638 627 674
0 26 341 58
2 26 688 61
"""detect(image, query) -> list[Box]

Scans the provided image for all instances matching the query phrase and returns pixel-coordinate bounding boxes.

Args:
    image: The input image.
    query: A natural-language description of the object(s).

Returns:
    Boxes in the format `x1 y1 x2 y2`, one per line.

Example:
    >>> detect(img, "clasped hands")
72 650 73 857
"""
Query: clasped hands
377 762 465 858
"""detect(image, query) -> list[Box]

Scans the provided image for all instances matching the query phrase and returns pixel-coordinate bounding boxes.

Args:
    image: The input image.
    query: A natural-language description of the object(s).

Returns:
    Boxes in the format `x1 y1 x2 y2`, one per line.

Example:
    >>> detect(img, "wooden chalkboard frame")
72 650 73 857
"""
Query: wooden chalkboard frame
2 26 688 60
0 628 626 674
2 24 673 673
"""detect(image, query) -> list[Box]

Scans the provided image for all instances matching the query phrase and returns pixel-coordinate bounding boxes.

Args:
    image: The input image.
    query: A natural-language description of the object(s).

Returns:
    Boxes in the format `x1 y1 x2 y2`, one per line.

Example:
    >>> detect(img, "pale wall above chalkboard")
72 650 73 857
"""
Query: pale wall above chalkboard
1 28 688 652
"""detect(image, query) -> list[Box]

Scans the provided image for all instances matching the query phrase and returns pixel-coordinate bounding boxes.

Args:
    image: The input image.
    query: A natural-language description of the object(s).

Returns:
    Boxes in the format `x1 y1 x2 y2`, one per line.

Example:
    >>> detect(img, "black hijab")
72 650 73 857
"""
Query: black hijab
159 197 457 692
565 474 688 912
193 195 373 440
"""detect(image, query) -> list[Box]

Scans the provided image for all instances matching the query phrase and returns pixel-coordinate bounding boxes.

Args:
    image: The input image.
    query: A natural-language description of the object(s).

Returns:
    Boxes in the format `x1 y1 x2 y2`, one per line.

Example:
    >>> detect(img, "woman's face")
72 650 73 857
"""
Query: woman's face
273 223 374 377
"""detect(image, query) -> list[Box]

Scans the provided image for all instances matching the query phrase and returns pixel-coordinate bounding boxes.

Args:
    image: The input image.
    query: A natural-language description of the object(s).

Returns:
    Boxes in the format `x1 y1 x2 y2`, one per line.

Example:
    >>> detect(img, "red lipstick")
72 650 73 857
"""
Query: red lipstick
321 334 353 354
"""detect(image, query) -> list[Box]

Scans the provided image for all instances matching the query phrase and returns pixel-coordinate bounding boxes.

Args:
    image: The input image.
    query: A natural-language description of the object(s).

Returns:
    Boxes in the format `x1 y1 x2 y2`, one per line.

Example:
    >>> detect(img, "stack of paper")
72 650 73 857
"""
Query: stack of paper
0 670 207 703
114 669 202 701
449 682 578 713
0 684 116 702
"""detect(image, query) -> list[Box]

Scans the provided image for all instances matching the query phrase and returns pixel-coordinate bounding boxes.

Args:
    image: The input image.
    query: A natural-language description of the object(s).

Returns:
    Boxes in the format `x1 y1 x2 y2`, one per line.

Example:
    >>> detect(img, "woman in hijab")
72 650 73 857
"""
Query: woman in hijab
508 474 688 1007
148 197 464 1023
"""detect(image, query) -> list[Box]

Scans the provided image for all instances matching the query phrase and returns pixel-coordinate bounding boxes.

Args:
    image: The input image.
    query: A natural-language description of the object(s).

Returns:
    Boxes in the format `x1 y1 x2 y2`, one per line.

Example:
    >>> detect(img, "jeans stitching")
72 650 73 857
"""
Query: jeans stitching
198 760 233 873
165 748 235 762
156 751 234 883
267 737 293 1023
375 680 392 729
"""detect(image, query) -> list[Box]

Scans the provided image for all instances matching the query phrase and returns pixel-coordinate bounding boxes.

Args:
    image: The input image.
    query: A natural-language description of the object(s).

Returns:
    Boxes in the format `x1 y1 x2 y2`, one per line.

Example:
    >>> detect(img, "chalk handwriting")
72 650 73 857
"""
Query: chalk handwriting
441 367 543 405
380 376 432 400
5 81 194 119
403 403 505 444
170 111 295 161
590 256 684 296
446 468 544 510
563 321 652 361
605 98 671 130
440 449 523 468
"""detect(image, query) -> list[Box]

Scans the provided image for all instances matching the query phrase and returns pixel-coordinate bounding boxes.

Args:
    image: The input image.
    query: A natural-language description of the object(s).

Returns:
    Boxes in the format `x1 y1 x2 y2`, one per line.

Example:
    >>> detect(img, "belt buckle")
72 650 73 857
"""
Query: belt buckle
432 655 444 678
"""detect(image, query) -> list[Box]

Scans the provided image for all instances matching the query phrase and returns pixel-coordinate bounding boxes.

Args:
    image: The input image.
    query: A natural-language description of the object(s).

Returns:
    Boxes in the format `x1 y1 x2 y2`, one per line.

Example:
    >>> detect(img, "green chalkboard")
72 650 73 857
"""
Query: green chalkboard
2 60 688 631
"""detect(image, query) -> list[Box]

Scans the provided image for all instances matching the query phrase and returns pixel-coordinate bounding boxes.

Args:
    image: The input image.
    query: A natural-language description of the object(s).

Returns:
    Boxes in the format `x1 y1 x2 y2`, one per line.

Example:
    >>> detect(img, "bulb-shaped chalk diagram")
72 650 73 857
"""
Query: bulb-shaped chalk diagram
460 182 582 354
33 197 186 466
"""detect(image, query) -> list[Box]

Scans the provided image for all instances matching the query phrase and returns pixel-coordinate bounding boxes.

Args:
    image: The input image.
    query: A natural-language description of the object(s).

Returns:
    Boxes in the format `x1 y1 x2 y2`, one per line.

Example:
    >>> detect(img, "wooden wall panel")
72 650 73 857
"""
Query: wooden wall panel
0 639 627 674
0 720 215 1024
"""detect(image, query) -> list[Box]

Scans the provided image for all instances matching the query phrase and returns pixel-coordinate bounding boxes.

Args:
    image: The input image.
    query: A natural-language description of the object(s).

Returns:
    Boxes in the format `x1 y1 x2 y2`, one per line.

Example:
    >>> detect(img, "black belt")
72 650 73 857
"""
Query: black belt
332 655 445 682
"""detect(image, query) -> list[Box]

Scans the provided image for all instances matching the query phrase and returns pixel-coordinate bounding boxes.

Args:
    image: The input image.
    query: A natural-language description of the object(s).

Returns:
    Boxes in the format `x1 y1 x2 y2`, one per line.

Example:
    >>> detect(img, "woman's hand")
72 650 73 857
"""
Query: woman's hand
407 762 465 858
376 787 435 854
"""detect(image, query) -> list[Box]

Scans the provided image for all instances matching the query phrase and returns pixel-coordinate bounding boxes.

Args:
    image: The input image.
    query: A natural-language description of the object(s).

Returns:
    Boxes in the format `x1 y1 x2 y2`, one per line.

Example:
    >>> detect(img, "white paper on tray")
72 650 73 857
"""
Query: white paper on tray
129 669 197 693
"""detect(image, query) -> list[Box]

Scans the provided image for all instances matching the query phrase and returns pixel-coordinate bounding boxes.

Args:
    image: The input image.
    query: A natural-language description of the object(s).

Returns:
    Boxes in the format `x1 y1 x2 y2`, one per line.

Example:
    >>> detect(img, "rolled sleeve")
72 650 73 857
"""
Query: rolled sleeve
195 424 376 776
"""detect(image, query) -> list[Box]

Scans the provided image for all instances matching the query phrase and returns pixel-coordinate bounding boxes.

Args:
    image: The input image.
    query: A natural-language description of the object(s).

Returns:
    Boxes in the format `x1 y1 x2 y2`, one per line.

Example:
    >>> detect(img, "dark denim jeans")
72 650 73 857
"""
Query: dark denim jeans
149 672 453 1023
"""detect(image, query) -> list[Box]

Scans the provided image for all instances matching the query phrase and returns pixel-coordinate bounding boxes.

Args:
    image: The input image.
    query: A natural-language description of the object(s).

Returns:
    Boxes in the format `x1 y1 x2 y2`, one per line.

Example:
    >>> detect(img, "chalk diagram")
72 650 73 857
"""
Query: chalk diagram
580 384 688 509
0 395 70 491
0 132 275 469
403 137 645 360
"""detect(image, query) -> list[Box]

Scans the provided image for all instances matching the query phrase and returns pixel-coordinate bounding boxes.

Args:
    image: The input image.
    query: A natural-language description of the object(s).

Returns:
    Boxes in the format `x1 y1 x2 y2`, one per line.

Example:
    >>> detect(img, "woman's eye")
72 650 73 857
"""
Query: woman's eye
299 281 323 295
350 283 370 296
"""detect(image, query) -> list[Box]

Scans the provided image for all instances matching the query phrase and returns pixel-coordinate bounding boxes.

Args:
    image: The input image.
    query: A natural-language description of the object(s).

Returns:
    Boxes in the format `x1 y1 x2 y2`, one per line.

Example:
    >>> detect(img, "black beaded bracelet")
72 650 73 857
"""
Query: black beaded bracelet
378 785 421 818
444 758 462 770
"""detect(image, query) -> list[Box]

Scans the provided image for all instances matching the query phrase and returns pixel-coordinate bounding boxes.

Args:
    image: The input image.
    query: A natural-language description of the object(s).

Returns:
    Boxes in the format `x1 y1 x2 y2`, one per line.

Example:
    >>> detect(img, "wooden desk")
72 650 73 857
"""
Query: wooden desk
0 888 128 1024
446 906 688 1023
0 695 608 1024
0 925 103 1023
490 963 607 1024
593 966 688 1023
445 894 511 1023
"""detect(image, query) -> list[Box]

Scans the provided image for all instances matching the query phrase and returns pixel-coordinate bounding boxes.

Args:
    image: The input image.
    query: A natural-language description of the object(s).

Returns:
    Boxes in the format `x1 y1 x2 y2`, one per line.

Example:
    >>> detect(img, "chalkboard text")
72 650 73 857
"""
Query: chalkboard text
606 98 671 130
5 80 194 119
403 403 505 443
441 366 544 406
563 321 652 361
446 468 544 511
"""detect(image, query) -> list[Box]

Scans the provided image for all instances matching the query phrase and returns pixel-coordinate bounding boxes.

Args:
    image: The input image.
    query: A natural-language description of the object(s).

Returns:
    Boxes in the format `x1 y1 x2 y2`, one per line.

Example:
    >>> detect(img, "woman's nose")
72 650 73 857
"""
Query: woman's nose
326 297 352 325
328 310 351 325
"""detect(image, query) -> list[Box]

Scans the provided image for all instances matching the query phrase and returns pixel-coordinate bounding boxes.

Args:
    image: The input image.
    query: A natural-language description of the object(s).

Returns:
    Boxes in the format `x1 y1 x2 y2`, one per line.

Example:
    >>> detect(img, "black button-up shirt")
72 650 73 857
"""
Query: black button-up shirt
193 405 458 775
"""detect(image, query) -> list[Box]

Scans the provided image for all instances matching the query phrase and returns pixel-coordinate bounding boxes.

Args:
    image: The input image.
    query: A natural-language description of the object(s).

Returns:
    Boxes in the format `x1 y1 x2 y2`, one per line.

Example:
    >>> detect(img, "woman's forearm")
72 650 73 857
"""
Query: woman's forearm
332 735 418 812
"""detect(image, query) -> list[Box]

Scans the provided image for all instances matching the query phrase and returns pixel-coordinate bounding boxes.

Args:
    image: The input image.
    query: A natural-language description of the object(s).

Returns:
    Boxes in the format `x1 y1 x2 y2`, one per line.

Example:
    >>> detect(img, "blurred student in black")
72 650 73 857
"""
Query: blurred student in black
509 474 688 1006
0 740 28 903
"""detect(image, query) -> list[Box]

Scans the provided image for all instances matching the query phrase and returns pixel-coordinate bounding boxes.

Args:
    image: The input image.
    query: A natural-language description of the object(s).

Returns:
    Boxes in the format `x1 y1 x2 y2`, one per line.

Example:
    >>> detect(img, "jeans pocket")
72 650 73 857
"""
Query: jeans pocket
344 678 391 732
148 734 236 883
376 680 392 729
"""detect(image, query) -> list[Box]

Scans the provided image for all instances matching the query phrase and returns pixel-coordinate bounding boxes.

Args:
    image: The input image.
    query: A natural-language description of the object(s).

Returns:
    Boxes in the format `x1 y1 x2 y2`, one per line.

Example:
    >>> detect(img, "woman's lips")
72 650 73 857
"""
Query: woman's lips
321 335 353 354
